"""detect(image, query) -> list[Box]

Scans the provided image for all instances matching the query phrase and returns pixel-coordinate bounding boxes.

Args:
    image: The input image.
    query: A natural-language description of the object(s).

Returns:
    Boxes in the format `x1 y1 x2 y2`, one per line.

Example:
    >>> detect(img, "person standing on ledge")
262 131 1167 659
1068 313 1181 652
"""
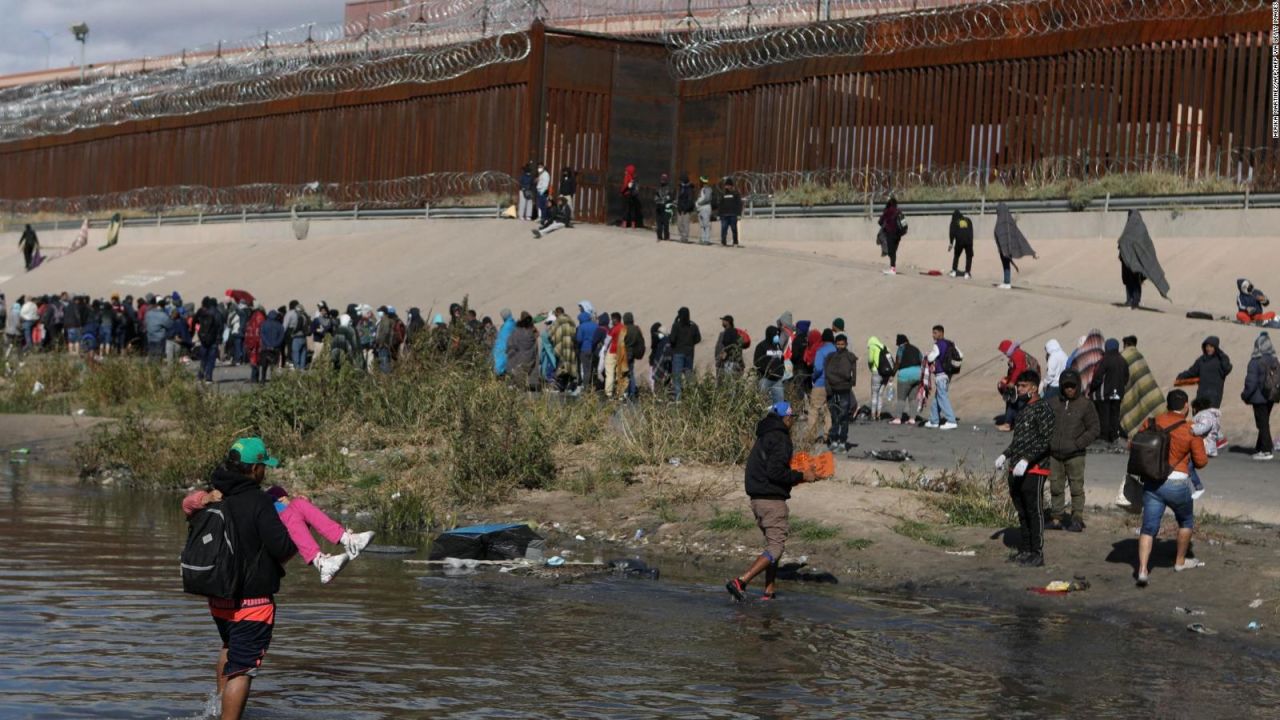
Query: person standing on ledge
725 402 815 602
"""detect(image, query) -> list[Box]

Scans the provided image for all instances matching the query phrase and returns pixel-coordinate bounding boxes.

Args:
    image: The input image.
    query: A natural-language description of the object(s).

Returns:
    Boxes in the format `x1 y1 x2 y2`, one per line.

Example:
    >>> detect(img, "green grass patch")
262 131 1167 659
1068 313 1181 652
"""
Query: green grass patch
706 508 755 532
791 518 841 542
844 538 874 550
892 519 957 548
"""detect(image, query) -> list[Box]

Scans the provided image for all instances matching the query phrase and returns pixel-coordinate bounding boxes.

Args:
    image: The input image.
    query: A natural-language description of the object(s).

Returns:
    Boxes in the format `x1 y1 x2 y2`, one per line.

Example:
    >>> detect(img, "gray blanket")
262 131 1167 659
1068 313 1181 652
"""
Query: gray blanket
994 203 1035 260
1118 210 1170 299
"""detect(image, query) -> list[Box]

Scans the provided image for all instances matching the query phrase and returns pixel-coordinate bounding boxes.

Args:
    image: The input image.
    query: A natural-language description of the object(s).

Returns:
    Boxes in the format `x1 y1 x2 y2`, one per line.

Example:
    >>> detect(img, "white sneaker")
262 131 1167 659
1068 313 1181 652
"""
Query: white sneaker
948 270 958 278
924 421 940 429
1174 558 1205 572
997 283 1012 290
883 267 897 275
341 530 375 558
314 552 349 584
962 272 972 279
1253 452 1274 461
1191 488 1205 500
939 422 959 430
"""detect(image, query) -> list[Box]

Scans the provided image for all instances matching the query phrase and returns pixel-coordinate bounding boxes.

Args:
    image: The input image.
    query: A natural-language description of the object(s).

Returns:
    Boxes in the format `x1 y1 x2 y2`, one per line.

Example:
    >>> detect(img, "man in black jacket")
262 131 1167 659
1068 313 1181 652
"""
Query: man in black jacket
718 178 743 247
654 174 673 242
994 370 1056 567
1090 338 1130 443
675 173 695 243
948 209 975 278
1047 370 1100 532
726 403 815 601
754 326 786 404
1175 336 1232 409
669 307 701 401
207 437 297 720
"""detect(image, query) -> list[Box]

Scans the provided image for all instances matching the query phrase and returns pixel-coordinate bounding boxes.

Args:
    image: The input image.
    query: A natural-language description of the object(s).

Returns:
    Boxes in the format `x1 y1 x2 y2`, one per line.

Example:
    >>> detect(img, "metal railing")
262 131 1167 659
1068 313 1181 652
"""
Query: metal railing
12 191 1274 233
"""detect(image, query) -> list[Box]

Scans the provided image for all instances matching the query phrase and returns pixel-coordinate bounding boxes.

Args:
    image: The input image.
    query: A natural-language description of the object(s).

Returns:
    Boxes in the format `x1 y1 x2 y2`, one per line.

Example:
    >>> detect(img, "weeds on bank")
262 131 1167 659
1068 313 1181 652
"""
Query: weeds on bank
844 538 874 550
877 462 1016 528
892 519 957 548
707 508 754 532
39 333 765 532
791 518 841 542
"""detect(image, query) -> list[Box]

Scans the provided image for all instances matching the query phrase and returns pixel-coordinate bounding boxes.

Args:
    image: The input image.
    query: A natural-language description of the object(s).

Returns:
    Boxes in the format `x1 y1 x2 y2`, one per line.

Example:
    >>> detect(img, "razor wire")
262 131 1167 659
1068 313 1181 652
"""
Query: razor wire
0 0 542 143
666 0 1268 80
728 149 1269 202
0 171 517 218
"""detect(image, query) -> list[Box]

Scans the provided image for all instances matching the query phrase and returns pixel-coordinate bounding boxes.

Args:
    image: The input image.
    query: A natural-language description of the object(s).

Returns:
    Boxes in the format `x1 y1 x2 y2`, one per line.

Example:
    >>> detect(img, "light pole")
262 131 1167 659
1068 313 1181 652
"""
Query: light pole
32 30 52 70
70 22 89 82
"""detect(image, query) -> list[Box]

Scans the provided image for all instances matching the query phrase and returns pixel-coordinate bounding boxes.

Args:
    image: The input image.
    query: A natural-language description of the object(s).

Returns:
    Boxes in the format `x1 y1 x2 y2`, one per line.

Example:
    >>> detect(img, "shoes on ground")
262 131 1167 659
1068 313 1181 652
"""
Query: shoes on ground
1017 552 1045 567
883 267 897 275
1175 558 1205 572
939 422 958 430
1065 517 1086 533
997 283 1012 289
1252 452 1274 461
948 270 958 278
924 421 940 429
1136 571 1149 587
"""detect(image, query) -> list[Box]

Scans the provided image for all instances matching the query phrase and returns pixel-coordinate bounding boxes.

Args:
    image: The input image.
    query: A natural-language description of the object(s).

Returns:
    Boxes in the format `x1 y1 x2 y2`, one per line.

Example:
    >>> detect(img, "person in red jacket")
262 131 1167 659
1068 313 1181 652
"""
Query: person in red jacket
996 339 1030 431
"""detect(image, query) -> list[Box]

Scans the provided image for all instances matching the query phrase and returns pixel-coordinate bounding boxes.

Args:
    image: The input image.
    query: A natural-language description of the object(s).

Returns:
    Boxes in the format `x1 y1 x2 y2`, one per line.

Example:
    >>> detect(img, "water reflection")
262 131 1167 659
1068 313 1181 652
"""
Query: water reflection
1 465 1277 719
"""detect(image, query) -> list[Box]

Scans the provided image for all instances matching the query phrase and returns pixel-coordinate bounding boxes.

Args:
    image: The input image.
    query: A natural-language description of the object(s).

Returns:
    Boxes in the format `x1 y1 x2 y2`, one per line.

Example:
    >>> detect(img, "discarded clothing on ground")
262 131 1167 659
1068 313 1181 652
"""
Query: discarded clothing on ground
428 522 545 561
776 562 838 584
607 558 660 580
861 449 914 462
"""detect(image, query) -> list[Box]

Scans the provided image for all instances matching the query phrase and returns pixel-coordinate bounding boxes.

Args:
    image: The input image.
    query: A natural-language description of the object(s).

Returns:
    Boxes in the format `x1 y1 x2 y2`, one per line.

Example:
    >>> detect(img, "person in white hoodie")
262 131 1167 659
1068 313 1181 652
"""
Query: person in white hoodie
1041 339 1068 400
535 163 552 220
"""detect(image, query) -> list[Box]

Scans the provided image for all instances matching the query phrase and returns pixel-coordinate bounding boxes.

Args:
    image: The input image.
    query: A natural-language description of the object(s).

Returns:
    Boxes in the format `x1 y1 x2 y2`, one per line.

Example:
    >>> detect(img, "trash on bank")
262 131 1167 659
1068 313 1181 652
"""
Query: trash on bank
428 522 545 562
1249 598 1264 609
1174 606 1206 616
31 381 43 395
546 556 566 567
10 448 29 455
1248 621 1263 631
775 561 837 584
945 550 976 557
1186 623 1218 635
860 449 914 463
1029 579 1090 595
608 558 660 580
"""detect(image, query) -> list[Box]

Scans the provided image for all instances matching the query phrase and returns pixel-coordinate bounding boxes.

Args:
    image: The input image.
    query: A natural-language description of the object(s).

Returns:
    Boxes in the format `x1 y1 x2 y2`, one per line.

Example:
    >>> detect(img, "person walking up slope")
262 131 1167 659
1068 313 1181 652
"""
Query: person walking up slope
994 370 1056 567
993 202 1036 289
1241 332 1279 461
725 403 815 602
877 198 906 275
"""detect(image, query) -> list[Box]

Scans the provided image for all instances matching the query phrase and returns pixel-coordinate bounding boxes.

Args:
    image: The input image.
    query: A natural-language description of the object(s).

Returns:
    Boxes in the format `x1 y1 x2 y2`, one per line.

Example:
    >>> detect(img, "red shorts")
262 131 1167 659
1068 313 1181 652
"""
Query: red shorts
210 597 275 679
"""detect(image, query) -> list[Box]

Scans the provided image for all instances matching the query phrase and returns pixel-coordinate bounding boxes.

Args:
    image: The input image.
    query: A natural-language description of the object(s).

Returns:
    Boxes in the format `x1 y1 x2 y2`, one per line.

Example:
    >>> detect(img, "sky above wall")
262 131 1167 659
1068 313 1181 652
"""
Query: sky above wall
0 0 339 75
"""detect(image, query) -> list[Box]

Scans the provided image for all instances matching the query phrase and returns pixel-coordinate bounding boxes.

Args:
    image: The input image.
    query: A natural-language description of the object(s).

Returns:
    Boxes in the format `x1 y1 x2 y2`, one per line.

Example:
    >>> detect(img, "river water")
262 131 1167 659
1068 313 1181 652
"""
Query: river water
3 464 1278 720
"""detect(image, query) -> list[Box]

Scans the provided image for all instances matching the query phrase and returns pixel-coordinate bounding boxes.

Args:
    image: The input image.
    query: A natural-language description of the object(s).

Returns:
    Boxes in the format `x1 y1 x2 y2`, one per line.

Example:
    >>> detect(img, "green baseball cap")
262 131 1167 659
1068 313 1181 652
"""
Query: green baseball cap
229 437 280 467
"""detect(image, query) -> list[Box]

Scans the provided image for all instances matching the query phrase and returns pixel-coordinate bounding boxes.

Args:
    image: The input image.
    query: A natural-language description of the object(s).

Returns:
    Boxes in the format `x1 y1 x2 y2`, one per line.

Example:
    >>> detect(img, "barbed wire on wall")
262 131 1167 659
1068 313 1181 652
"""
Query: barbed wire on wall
665 0 1268 80
0 0 543 143
0 171 517 218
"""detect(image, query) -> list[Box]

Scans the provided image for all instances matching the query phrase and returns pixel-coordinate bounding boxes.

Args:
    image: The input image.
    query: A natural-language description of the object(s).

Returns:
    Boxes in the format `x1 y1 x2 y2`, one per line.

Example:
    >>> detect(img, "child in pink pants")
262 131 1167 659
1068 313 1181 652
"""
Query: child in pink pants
183 484 373 584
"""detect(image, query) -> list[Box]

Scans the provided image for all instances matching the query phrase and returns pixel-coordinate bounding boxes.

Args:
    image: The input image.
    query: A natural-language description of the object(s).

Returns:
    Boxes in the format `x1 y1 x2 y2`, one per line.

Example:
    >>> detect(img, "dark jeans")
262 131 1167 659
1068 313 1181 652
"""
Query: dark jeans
952 241 973 274
720 215 739 245
827 389 852 444
229 335 244 364
1254 402 1275 453
1122 265 1144 308
655 212 670 241
536 192 549 219
1000 254 1012 284
885 236 900 268
1008 471 1047 555
147 340 165 360
1096 398 1121 441
199 345 217 382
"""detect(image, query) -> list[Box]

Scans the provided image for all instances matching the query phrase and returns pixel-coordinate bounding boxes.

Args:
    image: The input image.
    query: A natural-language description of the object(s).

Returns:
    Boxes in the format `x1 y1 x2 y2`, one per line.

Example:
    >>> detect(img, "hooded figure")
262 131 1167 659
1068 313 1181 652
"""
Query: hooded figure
407 308 426 343
948 209 975 277
621 164 642 228
1119 340 1165 436
1241 332 1278 457
493 309 515 376
649 321 673 388
18 224 38 270
994 203 1035 287
1118 210 1170 305
1043 339 1068 397
1069 329 1105 391
1236 278 1276 324
1176 336 1233 409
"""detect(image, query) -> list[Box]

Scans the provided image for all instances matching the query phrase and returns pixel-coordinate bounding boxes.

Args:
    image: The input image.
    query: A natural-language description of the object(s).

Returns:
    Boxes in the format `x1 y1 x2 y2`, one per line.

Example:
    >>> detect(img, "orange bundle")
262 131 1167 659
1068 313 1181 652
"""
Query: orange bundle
790 451 836 480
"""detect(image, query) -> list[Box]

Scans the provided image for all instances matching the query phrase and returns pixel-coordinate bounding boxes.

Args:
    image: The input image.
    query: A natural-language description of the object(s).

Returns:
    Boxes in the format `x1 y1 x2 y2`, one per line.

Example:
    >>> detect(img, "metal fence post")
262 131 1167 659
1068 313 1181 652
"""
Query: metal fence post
156 212 162 227
770 195 776 220
1104 192 1110 214
1244 185 1250 211
241 208 247 223
424 202 430 219
979 195 986 216
354 204 360 220
197 210 203 225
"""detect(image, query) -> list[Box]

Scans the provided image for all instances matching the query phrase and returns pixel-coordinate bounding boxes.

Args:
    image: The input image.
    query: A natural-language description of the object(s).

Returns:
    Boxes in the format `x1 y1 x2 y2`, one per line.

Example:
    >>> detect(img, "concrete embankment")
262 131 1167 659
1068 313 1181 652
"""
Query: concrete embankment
1 207 1275 440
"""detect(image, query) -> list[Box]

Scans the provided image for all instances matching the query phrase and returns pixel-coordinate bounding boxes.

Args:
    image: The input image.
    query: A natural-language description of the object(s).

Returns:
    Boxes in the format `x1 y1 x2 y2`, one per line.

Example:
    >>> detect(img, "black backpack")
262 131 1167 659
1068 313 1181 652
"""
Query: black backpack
877 346 895 379
677 185 695 213
826 350 856 392
942 341 963 376
1127 419 1184 483
1262 356 1280 403
180 504 240 598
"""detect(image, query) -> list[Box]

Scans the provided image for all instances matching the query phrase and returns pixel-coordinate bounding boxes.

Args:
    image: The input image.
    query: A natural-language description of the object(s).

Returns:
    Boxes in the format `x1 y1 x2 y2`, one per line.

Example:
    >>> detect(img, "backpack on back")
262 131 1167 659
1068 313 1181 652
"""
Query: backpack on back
180 504 240 598
942 341 963 376
877 346 895 379
1023 352 1041 376
1262 356 1280 403
826 350 856 391
737 328 752 350
1127 419 1185 482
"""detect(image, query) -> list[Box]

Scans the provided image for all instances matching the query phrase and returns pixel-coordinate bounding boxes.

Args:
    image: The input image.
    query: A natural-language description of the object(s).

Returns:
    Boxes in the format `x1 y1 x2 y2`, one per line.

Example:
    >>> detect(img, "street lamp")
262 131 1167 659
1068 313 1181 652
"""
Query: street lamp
70 22 89 82
32 30 52 70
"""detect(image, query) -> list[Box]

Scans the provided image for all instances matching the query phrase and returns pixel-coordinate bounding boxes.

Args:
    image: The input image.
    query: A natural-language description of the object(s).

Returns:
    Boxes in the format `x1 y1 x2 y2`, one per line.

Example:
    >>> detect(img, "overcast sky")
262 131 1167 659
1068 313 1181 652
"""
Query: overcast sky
0 0 342 76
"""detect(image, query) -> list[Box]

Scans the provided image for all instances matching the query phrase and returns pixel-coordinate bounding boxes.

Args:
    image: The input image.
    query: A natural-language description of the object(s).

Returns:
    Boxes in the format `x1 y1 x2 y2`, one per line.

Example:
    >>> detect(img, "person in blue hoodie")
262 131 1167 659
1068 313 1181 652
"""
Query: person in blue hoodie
806 329 836 446
575 309 599 393
257 311 285 384
165 307 193 363
492 308 515 376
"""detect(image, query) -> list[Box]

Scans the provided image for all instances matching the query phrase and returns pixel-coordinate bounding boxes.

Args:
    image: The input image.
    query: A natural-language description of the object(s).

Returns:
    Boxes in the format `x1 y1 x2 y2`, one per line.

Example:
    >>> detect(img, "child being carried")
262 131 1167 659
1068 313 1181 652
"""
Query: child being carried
183 484 374 583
